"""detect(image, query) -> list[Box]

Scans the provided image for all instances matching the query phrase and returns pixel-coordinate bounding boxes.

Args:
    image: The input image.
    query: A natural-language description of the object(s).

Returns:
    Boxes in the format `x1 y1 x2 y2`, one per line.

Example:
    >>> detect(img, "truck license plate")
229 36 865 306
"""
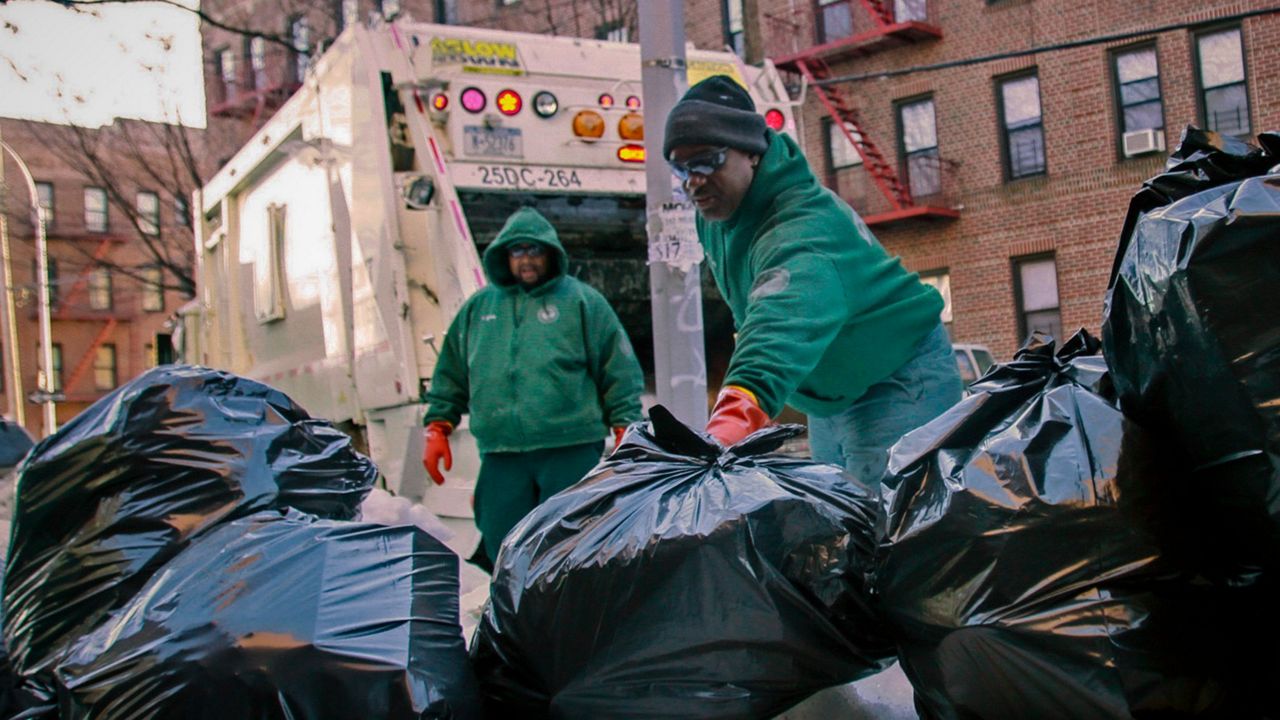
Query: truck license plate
463 126 523 158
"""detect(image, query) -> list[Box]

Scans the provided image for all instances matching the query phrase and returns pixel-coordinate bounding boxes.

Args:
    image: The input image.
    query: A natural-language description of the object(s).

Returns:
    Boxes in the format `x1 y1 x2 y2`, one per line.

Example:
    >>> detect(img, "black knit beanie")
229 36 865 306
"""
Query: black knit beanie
663 75 769 159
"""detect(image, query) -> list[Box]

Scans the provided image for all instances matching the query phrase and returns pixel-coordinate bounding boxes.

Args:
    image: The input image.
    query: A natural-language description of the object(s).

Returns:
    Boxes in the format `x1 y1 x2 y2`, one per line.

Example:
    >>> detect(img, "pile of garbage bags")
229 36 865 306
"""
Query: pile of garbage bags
2 365 478 719
471 407 894 719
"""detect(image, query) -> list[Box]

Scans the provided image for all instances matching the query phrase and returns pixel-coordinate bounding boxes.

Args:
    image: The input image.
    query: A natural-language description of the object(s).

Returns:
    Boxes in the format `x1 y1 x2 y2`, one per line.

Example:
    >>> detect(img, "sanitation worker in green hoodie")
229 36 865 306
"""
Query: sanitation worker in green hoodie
664 75 963 487
421 207 644 563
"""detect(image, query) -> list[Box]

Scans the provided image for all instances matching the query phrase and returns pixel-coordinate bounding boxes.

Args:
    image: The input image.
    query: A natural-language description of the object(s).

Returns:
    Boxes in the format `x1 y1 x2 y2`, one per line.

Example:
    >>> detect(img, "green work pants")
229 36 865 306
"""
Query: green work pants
475 441 604 563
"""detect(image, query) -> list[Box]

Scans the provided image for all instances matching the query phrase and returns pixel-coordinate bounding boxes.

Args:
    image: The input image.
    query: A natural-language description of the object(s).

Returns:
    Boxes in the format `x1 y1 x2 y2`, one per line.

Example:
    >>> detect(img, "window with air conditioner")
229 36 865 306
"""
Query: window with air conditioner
1112 45 1165 157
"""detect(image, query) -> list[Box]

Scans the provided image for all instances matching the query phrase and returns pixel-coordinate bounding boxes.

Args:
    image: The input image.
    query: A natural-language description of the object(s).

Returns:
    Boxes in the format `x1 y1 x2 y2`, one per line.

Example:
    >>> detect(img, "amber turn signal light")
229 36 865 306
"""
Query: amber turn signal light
573 110 606 139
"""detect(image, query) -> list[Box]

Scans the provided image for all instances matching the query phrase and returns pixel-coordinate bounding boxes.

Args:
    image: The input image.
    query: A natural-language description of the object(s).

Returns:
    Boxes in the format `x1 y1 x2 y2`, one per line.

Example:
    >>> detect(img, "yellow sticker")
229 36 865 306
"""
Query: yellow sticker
687 59 746 88
431 37 524 76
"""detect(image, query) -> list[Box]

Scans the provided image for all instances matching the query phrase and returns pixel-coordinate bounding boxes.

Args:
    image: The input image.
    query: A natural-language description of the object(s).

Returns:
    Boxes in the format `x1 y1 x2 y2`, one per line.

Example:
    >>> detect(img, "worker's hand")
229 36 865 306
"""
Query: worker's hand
612 426 626 448
423 421 453 485
705 386 770 447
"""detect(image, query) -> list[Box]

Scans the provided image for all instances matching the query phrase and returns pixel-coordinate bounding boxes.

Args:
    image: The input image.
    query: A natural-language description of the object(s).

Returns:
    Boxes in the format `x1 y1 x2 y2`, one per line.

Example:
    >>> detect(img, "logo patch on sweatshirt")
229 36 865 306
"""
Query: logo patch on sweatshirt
537 304 560 324
481 313 497 322
749 268 791 301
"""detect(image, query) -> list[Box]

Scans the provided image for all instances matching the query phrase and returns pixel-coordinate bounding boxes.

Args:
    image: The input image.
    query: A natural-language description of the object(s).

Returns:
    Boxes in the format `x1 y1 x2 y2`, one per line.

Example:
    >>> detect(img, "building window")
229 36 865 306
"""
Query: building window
175 196 191 228
1112 45 1163 137
826 119 864 171
256 204 287 322
1013 254 1062 343
998 72 1046 179
32 257 60 308
289 16 311 82
88 268 112 310
136 191 160 235
817 0 853 44
248 37 268 90
898 96 940 198
142 266 165 312
724 0 745 56
595 20 628 42
919 269 952 335
380 0 401 18
435 0 458 24
339 0 360 28
94 344 118 391
84 186 108 232
1196 27 1250 137
216 46 237 101
47 343 63 393
35 181 54 226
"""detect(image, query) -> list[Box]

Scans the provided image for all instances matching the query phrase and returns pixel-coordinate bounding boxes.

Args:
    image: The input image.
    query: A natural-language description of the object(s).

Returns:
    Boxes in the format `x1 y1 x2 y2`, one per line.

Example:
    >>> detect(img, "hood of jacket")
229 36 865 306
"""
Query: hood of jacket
482 207 570 292
720 129 815 233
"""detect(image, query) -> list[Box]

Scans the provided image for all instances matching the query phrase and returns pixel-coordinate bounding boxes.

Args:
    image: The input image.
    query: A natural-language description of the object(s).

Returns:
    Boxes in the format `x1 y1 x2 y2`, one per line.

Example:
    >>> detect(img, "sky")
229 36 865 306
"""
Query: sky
0 0 205 128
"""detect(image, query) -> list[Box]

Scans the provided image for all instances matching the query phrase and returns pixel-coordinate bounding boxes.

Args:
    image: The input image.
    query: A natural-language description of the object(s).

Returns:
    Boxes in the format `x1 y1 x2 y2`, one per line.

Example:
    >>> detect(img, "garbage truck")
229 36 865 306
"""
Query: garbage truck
183 20 795 523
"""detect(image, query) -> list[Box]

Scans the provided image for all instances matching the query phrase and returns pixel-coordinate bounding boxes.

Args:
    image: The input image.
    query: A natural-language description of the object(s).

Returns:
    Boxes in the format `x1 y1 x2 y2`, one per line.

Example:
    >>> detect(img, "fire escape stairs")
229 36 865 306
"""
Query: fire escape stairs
796 57 959 227
770 0 944 69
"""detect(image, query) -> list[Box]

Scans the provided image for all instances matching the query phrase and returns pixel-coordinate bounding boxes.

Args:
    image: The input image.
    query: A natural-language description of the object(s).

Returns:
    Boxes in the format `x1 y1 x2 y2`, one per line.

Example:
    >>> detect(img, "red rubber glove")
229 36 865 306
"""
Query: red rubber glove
705 386 771 447
423 421 453 485
613 426 626 447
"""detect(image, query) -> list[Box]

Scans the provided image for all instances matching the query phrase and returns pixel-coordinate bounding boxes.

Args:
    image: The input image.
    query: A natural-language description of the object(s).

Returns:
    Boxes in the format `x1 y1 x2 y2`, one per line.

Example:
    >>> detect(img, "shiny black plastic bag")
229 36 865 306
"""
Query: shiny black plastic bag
877 331 1233 719
3 365 377 678
471 407 894 720
1103 127 1280 578
54 510 479 720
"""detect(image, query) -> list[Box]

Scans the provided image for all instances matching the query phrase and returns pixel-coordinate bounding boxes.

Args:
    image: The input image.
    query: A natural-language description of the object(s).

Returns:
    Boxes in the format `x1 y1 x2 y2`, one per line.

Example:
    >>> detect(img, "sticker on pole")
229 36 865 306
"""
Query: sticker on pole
647 202 703 272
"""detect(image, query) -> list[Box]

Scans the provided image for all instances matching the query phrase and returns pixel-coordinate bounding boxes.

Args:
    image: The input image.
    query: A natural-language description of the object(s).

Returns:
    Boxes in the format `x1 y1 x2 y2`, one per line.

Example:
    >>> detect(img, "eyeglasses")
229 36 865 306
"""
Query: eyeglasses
668 147 729 181
509 244 545 259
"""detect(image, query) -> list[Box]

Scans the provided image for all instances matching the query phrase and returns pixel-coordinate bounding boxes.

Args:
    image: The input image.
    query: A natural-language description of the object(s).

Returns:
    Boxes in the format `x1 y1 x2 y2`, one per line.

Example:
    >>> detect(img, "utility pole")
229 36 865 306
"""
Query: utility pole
1 139 57 436
639 0 708 427
0 129 25 426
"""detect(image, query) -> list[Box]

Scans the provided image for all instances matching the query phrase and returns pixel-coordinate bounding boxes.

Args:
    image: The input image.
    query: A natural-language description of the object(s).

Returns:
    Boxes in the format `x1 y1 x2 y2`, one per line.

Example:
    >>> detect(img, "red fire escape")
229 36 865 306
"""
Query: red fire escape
209 51 303 128
766 0 959 226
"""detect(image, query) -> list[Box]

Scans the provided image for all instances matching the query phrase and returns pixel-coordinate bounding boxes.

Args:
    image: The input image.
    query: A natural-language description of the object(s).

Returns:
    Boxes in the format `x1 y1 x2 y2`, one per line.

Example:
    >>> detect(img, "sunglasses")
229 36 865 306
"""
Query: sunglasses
668 147 730 181
509 244 545 259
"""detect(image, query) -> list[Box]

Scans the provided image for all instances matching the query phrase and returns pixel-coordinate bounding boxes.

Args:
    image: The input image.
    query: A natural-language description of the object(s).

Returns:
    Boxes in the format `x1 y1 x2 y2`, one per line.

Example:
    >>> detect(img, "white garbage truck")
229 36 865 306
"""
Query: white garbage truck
184 20 795 525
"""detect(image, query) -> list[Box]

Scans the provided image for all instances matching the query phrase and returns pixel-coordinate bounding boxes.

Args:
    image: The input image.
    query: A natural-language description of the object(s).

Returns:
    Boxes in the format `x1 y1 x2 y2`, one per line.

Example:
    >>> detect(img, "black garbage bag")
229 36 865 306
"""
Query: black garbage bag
0 418 33 471
471 407 894 720
3 365 377 679
876 331 1235 719
53 510 480 720
1102 126 1280 579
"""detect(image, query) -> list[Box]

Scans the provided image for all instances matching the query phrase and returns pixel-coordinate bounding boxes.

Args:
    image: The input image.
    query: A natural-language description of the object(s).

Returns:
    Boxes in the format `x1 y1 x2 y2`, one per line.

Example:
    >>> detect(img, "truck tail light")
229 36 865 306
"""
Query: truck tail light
573 110 605 140
617 144 645 163
430 93 448 111
496 89 522 116
625 95 641 109
764 108 786 131
618 112 644 141
598 93 615 108
533 91 558 118
460 87 486 113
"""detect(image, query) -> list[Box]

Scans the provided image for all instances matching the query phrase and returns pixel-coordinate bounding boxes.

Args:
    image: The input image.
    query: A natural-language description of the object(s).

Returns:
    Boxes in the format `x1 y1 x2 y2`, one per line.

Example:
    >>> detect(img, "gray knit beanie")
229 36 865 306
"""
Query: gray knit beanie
663 75 769 159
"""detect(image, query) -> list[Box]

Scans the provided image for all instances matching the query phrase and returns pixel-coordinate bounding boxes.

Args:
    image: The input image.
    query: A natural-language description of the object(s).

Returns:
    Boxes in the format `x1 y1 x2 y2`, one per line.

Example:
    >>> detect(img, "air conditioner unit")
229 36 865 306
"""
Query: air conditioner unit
1122 128 1166 158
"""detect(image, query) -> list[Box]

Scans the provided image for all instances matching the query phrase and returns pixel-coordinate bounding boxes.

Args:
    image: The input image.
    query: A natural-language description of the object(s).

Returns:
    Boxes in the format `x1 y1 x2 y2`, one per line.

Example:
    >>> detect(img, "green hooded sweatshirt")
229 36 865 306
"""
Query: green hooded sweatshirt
425 207 644 453
696 130 943 418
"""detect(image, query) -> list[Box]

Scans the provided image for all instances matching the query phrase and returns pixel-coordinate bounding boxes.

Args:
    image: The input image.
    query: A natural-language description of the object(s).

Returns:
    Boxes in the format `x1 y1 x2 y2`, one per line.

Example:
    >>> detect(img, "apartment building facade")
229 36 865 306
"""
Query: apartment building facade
758 0 1280 360
0 118 198 437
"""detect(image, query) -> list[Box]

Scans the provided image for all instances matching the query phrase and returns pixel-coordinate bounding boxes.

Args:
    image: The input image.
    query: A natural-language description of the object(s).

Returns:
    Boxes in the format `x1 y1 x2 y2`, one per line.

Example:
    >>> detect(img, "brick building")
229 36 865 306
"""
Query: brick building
0 118 199 438
755 0 1280 364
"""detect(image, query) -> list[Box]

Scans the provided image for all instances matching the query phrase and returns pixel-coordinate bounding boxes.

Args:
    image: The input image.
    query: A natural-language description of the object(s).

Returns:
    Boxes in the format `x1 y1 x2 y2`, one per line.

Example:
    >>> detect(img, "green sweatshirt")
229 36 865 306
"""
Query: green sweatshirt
696 130 943 418
425 208 643 453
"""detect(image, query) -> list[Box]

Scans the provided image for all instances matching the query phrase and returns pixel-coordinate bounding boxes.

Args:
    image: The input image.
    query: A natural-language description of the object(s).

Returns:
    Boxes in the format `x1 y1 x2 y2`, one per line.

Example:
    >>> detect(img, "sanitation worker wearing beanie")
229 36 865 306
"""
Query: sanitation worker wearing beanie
422 207 644 563
665 75 963 486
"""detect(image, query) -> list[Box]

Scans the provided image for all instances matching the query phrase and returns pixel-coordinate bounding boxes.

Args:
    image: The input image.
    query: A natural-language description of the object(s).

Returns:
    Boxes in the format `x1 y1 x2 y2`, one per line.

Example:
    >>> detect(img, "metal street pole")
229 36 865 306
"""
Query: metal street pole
0 131 26 426
639 0 709 427
1 140 57 436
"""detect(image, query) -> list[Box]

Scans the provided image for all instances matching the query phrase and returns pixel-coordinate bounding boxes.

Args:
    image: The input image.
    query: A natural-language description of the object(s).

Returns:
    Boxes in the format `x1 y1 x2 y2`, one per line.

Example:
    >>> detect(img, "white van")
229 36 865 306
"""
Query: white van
953 343 996 385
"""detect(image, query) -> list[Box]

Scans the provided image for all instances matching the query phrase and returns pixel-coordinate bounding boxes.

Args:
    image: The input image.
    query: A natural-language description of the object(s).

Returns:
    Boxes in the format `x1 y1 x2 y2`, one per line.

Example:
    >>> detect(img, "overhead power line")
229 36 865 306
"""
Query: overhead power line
815 5 1280 85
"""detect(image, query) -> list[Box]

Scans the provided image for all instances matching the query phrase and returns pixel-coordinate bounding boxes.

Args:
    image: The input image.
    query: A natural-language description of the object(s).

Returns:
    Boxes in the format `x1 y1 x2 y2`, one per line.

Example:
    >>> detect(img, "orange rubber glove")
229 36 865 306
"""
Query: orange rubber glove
613 426 626 447
705 385 771 447
423 421 453 486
